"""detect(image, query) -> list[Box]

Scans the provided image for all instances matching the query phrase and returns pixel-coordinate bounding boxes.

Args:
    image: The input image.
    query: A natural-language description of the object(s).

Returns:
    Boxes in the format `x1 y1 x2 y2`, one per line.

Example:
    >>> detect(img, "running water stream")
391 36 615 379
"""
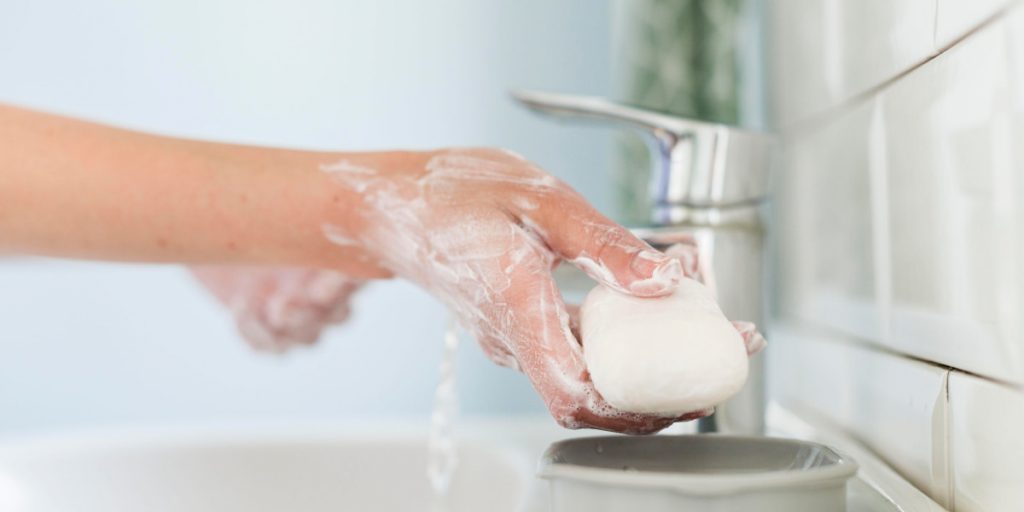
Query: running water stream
428 318 460 499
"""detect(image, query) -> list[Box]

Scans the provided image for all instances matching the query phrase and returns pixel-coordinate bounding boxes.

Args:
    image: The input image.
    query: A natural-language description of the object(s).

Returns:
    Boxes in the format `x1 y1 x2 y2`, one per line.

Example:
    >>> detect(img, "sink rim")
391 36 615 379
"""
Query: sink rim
0 420 540 475
0 420 540 512
539 434 859 496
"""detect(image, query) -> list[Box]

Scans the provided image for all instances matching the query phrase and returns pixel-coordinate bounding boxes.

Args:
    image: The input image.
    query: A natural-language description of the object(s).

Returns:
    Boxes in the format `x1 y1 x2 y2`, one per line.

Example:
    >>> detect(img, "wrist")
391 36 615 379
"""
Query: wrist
342 149 436 178
279 152 380 277
292 149 438 277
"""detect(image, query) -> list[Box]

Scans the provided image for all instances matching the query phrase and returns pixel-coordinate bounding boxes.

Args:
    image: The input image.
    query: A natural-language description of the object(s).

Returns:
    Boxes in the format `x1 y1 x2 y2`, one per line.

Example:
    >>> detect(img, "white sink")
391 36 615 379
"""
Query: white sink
0 417 936 512
0 422 548 512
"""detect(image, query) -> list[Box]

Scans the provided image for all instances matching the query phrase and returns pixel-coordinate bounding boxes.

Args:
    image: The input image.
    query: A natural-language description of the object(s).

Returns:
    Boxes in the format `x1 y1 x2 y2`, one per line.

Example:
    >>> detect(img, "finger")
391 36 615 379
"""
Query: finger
307 273 362 324
732 321 767 355
327 300 354 323
680 408 715 422
236 314 282 352
663 242 703 280
564 390 710 434
237 309 321 352
521 193 681 297
263 274 330 343
569 408 677 435
258 270 364 347
247 300 323 351
488 231 594 426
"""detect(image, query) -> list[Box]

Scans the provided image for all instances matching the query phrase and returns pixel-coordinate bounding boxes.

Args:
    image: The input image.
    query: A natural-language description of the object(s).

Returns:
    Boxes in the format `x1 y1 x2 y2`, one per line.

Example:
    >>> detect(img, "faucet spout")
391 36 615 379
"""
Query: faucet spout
512 90 773 217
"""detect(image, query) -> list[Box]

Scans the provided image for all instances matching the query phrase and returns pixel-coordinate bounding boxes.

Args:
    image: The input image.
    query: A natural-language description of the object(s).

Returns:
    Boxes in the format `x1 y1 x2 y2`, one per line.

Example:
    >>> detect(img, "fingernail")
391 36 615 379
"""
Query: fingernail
629 250 670 277
628 252 681 296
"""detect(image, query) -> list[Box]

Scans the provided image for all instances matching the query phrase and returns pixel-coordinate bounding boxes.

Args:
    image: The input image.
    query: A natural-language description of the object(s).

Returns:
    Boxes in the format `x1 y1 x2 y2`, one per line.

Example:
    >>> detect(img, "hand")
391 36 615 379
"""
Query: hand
192 266 363 353
321 148 690 433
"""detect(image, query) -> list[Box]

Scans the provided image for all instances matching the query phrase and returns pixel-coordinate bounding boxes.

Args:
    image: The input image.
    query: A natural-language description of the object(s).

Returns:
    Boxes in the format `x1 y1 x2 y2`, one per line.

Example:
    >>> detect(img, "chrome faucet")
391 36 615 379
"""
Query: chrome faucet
513 90 772 435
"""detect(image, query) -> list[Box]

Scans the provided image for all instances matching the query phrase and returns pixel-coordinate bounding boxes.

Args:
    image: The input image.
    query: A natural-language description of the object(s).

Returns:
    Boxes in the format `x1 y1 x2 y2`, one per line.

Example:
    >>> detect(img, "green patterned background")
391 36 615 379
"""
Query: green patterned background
611 0 754 224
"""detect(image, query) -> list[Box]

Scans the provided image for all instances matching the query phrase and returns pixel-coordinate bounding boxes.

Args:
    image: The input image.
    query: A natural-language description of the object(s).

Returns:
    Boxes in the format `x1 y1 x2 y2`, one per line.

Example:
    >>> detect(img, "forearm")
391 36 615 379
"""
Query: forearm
0 104 392 276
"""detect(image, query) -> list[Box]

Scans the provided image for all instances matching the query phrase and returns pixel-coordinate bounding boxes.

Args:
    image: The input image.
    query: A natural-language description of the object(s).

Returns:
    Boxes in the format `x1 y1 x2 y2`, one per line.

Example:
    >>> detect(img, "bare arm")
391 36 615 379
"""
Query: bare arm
0 103 388 277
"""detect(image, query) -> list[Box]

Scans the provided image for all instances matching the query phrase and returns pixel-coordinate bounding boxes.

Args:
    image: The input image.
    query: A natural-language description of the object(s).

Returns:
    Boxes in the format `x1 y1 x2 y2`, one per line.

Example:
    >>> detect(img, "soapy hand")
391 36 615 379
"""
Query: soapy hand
195 148 764 434
321 148 697 433
192 266 363 353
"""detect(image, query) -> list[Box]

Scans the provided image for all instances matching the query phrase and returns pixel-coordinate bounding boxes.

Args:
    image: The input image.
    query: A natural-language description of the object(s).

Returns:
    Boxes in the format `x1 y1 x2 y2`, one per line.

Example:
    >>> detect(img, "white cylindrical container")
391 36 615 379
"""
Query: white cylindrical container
539 435 858 512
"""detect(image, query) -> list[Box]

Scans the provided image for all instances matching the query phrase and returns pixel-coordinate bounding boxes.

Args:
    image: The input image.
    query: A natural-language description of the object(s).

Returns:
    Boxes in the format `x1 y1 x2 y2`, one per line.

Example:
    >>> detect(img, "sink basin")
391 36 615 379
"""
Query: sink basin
0 418 937 512
0 424 532 512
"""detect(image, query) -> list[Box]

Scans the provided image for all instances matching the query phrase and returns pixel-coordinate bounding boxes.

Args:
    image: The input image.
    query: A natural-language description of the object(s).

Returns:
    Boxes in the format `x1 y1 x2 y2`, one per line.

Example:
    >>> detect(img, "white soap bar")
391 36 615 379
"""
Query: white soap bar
580 278 748 415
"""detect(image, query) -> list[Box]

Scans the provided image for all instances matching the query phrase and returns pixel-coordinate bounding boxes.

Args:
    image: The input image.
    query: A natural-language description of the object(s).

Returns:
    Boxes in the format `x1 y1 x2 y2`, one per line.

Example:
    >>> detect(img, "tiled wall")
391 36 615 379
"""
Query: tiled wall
766 1 1024 509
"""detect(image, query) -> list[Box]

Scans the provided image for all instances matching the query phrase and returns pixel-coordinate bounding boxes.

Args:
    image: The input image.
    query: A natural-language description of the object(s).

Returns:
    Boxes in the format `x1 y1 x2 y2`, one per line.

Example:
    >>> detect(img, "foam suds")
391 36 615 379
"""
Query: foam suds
321 223 358 247
428 318 460 497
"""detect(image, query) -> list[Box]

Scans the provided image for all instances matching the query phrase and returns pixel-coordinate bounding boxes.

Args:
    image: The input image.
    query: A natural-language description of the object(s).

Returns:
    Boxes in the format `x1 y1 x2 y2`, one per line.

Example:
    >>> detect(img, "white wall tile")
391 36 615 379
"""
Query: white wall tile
768 324 952 506
934 0 1013 49
882 15 1024 384
948 372 1024 511
774 100 885 341
773 5 1024 383
768 4 1024 506
766 0 937 127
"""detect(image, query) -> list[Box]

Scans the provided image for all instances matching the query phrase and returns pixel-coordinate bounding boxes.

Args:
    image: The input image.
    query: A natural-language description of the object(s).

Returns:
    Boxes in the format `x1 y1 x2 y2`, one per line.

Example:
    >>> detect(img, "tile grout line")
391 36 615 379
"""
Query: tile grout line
866 96 892 346
777 3 1017 138
788 320 1024 393
944 371 955 511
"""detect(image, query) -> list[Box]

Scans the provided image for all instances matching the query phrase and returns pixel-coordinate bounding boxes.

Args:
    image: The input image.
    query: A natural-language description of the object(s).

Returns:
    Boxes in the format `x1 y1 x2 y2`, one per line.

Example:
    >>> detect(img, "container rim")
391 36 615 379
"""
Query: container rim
537 435 859 496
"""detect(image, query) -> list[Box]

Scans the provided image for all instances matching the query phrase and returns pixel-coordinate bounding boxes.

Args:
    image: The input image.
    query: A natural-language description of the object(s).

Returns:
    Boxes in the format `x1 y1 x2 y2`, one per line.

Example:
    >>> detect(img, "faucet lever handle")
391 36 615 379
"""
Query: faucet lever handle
512 89 718 141
512 89 772 216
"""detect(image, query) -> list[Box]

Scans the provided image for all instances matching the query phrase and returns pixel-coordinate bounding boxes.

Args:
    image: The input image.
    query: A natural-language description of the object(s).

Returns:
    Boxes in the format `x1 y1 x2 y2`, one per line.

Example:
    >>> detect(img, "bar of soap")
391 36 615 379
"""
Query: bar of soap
580 278 748 415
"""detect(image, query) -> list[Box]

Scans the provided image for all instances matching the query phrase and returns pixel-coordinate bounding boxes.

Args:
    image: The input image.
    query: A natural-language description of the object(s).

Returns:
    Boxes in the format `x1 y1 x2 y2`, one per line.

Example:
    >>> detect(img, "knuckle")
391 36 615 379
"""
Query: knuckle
549 402 586 430
555 413 584 430
590 226 630 258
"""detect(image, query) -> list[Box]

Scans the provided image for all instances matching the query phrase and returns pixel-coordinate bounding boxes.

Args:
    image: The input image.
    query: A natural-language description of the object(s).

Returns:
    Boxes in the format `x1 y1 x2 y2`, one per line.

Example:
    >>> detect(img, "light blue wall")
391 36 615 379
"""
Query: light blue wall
0 1 614 433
